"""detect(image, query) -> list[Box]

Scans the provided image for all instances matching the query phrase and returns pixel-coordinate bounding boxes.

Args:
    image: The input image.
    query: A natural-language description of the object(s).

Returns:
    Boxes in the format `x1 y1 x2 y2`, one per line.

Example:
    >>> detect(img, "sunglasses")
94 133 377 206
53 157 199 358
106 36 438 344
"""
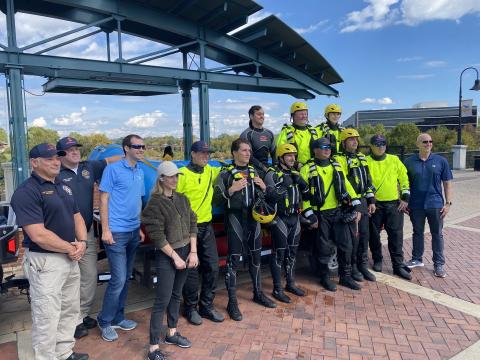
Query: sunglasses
318 145 332 150
129 144 146 150
373 142 387 147
422 140 433 144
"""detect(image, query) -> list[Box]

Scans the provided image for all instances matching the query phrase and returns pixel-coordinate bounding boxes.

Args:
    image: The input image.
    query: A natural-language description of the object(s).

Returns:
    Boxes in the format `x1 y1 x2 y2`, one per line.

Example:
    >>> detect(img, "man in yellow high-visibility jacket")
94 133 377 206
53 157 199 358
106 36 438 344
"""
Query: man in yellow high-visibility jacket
276 101 320 168
366 134 412 280
177 141 224 325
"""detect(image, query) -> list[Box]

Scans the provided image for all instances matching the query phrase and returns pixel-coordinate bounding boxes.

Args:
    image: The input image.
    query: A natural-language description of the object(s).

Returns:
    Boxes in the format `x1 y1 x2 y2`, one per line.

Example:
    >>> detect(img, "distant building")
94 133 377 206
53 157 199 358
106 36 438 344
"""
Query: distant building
344 106 478 130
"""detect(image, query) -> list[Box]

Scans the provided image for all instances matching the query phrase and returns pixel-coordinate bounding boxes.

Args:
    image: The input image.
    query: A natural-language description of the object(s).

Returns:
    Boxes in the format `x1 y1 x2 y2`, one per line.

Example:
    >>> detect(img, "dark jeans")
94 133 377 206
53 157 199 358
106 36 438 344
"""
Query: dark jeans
369 201 405 268
182 223 219 312
149 245 189 345
98 230 139 327
409 208 445 266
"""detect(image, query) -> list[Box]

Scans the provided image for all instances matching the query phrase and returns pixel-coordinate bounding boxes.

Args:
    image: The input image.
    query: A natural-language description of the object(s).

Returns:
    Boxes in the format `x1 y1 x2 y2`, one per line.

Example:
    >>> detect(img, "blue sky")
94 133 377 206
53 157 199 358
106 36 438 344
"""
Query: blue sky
1 0 479 139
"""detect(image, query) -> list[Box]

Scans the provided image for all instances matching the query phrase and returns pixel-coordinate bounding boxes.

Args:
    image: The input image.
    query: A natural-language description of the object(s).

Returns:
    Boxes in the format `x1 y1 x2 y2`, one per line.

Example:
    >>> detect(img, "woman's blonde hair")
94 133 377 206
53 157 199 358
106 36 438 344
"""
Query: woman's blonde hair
151 176 165 196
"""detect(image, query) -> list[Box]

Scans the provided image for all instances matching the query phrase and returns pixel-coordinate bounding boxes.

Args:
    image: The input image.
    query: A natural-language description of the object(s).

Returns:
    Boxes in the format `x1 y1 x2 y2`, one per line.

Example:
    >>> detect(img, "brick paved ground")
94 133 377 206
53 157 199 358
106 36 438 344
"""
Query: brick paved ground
457 215 480 229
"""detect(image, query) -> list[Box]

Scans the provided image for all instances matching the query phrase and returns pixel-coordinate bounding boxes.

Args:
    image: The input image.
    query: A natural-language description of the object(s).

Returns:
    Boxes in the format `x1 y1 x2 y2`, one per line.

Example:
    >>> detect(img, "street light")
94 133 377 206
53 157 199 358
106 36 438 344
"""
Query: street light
458 67 480 145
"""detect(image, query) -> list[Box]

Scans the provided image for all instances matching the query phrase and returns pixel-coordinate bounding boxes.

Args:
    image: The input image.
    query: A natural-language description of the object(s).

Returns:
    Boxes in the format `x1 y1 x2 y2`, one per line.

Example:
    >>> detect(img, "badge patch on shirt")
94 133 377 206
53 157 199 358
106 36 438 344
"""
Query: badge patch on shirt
82 169 90 179
63 177 73 182
41 190 54 195
432 165 436 168
260 135 268 142
62 185 73 196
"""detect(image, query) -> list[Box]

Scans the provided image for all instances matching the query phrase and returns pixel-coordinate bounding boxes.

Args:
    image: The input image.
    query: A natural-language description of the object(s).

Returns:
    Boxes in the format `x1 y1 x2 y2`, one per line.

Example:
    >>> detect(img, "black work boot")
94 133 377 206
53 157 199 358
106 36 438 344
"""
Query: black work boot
285 283 306 297
253 292 277 308
359 265 376 282
339 276 362 290
272 289 291 303
227 298 243 321
352 264 364 282
285 261 306 296
393 266 412 280
319 264 336 292
372 260 383 272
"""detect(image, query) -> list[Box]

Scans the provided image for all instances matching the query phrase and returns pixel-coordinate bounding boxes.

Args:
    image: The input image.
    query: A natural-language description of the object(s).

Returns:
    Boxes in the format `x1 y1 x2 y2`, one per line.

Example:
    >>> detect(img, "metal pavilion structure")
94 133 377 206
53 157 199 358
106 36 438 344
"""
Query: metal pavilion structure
0 0 342 187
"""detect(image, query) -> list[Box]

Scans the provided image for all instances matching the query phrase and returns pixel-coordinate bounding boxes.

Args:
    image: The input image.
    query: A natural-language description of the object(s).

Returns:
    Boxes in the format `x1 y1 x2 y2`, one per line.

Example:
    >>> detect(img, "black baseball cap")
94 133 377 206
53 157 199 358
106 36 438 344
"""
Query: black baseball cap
312 137 332 149
370 134 387 145
56 137 83 151
29 143 66 158
191 140 212 153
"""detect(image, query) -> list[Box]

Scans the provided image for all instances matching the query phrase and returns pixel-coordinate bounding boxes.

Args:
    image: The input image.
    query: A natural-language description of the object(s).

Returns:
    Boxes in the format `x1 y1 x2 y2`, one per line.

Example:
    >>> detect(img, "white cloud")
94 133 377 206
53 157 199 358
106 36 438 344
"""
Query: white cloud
397 74 434 79
31 116 47 127
341 0 480 32
360 97 394 104
396 56 422 62
424 60 447 67
125 110 166 128
294 20 329 34
53 107 86 126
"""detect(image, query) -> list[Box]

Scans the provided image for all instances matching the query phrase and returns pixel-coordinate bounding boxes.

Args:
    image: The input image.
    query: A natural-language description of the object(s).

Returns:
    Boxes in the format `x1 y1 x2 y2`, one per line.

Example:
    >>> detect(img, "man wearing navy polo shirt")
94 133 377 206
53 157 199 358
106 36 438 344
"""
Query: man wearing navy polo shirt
11 143 89 360
97 134 146 342
57 136 107 339
404 133 453 278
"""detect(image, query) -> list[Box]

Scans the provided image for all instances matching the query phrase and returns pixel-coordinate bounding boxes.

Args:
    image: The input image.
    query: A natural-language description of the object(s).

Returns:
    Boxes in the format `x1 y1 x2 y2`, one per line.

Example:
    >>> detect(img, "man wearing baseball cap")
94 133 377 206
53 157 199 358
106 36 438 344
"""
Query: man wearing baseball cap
11 143 89 360
56 137 108 338
177 141 224 325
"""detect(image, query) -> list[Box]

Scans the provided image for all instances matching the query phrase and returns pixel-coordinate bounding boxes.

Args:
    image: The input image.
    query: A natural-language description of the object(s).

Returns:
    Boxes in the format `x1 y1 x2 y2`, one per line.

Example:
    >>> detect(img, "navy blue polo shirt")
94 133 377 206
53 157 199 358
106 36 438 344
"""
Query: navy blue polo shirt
58 160 106 231
11 172 79 253
404 153 453 209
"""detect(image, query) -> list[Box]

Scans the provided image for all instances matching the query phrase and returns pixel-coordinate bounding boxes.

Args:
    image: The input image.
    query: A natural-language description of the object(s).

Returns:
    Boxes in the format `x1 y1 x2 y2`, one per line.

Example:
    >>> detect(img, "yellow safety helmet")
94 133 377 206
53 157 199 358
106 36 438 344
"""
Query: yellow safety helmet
290 101 308 115
324 103 342 118
252 197 276 224
340 128 360 141
276 143 297 159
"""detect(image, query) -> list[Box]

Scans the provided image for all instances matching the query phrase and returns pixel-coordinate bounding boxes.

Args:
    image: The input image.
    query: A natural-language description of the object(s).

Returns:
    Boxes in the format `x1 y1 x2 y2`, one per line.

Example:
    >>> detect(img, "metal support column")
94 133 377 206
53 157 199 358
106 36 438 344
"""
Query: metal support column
198 40 210 143
5 0 29 187
181 80 193 160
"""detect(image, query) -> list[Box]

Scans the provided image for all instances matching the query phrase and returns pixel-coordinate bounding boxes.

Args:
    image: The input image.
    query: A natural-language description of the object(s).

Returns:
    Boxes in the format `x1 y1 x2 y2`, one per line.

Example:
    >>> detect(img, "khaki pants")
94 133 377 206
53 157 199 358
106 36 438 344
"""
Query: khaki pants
23 250 80 360
78 229 98 323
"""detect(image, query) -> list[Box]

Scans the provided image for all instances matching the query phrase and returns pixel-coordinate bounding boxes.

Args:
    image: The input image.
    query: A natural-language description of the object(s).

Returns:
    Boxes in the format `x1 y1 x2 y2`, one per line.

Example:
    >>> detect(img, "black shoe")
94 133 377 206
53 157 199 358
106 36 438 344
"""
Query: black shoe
319 276 337 292
253 292 277 308
165 331 192 348
359 266 376 282
285 283 306 297
199 307 225 322
393 267 412 280
185 309 203 325
352 267 364 282
74 324 88 339
372 261 382 272
147 349 167 360
227 300 243 321
339 276 362 290
83 316 97 329
272 289 291 303
66 353 89 360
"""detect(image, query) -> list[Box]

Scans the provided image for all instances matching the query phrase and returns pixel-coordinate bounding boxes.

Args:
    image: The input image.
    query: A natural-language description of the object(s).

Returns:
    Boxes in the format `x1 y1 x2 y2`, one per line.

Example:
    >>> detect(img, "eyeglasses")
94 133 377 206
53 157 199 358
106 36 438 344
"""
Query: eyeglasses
372 142 387 147
318 145 332 150
422 140 433 144
130 144 146 150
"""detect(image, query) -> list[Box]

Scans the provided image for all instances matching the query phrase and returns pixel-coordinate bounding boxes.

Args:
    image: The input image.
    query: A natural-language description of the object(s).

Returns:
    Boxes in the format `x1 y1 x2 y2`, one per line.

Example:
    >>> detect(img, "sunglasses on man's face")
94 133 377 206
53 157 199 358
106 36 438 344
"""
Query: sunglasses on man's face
422 140 433 144
373 142 387 147
318 145 332 150
130 144 146 150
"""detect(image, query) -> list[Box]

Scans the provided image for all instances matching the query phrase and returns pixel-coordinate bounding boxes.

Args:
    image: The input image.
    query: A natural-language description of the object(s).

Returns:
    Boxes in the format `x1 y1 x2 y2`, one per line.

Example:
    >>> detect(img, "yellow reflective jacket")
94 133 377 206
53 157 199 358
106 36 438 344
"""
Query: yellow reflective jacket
334 152 375 203
177 164 220 223
316 122 344 154
276 124 320 166
300 158 360 212
366 154 410 202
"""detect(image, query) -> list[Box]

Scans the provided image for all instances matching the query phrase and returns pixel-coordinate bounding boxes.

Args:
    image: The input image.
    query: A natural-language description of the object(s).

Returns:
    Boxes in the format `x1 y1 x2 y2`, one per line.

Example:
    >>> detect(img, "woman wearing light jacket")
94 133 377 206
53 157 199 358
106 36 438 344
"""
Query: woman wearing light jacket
142 161 198 360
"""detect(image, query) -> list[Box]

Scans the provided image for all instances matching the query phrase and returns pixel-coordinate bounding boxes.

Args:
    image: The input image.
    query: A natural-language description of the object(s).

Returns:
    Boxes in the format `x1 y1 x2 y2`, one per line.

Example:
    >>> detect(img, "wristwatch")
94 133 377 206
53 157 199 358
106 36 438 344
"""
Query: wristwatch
445 201 452 206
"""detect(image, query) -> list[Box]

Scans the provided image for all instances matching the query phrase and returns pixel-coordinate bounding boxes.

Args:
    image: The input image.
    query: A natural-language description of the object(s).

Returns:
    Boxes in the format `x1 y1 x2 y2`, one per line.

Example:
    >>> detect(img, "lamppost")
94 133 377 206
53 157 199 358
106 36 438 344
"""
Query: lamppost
458 67 480 145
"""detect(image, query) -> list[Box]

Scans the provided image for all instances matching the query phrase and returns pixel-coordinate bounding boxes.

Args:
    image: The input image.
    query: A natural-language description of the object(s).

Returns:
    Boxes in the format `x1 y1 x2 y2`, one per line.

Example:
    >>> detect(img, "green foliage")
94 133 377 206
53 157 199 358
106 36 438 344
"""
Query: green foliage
0 128 8 143
27 127 59 149
210 133 239 160
357 123 386 146
427 126 456 152
68 132 112 159
461 124 480 150
387 123 420 152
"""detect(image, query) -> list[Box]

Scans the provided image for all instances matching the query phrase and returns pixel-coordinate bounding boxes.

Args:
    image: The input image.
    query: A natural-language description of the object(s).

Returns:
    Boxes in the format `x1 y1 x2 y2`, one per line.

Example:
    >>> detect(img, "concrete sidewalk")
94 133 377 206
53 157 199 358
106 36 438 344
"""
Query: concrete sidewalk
1 170 479 360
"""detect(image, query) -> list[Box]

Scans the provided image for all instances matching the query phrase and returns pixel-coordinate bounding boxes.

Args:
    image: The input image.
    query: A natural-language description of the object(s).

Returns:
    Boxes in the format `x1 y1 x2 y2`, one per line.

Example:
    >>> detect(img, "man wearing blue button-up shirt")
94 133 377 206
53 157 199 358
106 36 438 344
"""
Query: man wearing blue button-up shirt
97 134 145 342
404 133 453 278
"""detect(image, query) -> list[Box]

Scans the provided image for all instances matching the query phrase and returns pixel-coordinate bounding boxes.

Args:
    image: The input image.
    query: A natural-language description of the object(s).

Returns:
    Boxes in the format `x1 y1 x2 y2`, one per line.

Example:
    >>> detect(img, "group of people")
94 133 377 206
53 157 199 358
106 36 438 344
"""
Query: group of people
10 100 453 360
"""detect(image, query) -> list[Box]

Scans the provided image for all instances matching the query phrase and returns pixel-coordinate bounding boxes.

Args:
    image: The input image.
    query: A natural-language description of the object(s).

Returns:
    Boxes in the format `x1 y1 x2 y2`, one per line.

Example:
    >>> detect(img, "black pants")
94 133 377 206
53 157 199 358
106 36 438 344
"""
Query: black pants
315 209 353 277
183 223 219 312
369 201 405 268
351 198 369 268
225 210 262 298
269 214 301 290
149 245 189 345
